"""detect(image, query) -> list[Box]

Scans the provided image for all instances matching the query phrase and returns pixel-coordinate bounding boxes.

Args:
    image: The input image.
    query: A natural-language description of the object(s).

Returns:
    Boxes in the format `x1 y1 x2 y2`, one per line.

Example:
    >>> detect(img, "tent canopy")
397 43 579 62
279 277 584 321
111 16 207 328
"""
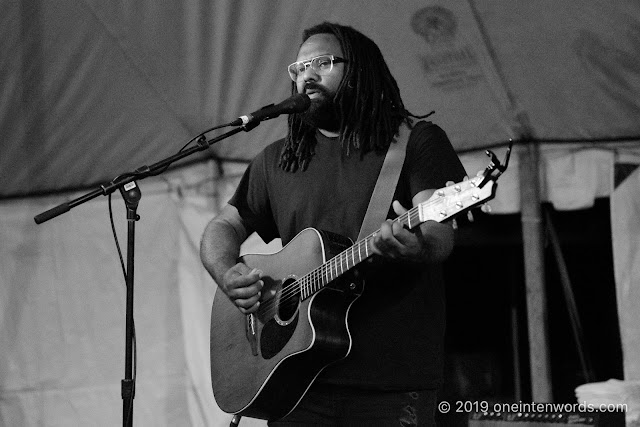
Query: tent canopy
2 0 639 198
2 2 640 425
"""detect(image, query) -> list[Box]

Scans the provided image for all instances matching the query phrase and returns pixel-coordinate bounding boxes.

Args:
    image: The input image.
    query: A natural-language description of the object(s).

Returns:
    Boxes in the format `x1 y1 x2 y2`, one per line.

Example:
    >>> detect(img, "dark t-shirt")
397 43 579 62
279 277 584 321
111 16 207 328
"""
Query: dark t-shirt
230 121 466 390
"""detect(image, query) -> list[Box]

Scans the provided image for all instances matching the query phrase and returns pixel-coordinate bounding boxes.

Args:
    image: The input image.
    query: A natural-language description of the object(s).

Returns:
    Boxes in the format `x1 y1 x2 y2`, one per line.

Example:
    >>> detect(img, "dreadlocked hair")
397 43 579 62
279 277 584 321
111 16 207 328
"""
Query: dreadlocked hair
279 22 431 172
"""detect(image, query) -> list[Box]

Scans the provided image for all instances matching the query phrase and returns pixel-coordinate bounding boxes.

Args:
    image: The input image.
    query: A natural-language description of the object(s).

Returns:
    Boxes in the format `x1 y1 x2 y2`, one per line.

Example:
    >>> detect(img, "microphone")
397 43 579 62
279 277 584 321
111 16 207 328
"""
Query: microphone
229 94 310 127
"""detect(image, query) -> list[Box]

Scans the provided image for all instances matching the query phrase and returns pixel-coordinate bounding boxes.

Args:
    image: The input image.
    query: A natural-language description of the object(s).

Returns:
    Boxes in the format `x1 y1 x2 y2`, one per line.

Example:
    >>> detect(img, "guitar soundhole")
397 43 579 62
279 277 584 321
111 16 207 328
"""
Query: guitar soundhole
275 277 300 325
260 278 301 360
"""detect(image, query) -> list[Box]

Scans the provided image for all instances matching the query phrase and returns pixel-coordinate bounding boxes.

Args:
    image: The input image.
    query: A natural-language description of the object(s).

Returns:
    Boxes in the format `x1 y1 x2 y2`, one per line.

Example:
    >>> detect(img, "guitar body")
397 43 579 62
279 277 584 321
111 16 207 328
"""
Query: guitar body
210 228 363 421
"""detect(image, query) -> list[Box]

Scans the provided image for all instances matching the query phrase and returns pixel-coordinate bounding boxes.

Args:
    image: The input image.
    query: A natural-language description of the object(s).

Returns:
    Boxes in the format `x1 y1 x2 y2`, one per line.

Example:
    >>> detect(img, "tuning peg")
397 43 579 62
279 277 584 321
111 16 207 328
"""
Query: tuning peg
467 211 475 222
481 203 492 214
451 219 458 230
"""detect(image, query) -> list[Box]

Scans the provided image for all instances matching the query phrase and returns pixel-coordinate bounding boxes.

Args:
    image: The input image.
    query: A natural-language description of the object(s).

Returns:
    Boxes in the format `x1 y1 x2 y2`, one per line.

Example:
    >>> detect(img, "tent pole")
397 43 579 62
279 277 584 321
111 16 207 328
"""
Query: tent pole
519 140 553 402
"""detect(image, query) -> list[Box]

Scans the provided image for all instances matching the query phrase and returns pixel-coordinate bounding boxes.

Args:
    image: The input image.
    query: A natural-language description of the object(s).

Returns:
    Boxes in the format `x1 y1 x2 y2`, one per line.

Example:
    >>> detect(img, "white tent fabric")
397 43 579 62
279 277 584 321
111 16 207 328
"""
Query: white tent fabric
612 165 640 382
2 149 640 426
1 0 639 197
2 0 640 425
0 162 257 426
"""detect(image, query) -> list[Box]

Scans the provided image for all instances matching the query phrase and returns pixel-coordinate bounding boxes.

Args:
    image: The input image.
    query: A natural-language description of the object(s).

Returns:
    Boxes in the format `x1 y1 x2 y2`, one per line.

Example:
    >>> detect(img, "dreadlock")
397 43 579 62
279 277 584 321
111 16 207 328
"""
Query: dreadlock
279 22 431 172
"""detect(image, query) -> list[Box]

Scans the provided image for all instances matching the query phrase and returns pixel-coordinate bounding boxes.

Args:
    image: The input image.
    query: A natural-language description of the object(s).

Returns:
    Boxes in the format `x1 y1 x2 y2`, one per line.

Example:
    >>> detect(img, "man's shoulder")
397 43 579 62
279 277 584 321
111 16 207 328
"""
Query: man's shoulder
254 137 286 163
409 120 446 139
265 136 287 151
404 121 449 153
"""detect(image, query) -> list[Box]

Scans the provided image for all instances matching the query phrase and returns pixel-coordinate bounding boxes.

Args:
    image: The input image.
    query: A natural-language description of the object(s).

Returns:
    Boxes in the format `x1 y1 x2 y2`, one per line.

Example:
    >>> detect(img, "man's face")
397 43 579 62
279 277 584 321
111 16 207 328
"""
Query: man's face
295 33 345 97
294 33 345 131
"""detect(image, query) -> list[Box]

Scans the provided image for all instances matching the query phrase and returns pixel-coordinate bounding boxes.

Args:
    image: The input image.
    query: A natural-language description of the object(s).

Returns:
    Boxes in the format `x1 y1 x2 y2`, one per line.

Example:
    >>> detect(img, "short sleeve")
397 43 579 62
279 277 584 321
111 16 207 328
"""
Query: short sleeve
404 121 467 199
228 148 280 243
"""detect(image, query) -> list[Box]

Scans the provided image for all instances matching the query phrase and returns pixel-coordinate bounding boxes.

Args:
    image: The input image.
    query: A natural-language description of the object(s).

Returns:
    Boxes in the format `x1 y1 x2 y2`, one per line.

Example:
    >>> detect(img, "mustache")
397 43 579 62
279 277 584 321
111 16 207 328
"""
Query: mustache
303 83 332 97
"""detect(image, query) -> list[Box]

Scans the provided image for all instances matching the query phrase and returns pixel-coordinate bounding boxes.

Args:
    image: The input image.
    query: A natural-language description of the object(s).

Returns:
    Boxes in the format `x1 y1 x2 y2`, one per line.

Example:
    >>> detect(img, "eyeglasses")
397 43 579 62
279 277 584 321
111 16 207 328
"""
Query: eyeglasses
287 55 347 81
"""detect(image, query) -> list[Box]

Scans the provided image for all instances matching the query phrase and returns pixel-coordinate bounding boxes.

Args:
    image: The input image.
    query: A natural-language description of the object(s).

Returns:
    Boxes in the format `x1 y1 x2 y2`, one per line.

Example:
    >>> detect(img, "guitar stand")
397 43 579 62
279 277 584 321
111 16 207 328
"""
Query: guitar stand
230 415 242 426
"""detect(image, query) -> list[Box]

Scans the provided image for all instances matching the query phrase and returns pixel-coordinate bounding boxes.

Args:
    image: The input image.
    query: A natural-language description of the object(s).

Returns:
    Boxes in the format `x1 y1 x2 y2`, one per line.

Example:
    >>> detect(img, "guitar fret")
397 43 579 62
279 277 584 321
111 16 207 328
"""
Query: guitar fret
303 203 428 301
304 200 443 300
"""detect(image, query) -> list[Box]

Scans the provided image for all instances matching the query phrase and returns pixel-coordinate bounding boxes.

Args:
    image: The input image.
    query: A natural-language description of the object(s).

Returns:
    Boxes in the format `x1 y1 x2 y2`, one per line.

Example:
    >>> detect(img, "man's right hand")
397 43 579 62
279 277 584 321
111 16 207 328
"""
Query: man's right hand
220 263 264 314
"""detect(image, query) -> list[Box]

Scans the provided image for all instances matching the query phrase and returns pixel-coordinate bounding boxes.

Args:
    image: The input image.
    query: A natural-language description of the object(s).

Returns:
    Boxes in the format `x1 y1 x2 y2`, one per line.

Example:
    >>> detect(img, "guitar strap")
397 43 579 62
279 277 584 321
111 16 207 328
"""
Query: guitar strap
357 122 411 241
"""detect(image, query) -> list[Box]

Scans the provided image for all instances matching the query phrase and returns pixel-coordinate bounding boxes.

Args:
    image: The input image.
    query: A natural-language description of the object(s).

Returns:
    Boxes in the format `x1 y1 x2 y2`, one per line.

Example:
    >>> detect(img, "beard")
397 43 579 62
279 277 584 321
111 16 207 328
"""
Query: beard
300 83 340 132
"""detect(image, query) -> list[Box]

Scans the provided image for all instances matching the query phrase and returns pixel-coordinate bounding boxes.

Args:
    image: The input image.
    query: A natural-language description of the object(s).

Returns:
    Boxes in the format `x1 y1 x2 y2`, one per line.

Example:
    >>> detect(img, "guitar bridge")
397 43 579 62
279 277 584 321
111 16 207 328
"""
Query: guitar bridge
245 314 258 356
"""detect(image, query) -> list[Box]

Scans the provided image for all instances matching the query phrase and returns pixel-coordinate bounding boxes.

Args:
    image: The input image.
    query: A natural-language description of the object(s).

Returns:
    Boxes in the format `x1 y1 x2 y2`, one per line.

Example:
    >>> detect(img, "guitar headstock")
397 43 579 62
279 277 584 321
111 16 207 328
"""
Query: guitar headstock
418 142 512 223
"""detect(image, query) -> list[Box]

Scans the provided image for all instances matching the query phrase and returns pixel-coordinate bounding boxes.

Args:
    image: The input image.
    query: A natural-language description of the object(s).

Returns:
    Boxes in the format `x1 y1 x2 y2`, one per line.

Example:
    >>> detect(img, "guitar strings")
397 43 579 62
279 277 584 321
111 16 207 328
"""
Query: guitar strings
260 174 486 314
259 187 462 314
258 185 471 314
256 177 485 323
257 198 429 315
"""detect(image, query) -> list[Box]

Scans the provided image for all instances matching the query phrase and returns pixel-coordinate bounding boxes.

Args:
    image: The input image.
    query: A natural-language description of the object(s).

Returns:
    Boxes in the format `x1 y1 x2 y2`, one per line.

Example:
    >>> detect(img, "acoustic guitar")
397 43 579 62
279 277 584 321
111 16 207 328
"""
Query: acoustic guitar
210 148 510 421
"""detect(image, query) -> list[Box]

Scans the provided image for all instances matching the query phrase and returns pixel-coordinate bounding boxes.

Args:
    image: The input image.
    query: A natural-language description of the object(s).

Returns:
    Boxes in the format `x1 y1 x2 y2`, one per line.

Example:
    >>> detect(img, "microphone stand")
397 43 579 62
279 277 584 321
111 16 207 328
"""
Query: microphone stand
34 121 259 426
120 180 140 427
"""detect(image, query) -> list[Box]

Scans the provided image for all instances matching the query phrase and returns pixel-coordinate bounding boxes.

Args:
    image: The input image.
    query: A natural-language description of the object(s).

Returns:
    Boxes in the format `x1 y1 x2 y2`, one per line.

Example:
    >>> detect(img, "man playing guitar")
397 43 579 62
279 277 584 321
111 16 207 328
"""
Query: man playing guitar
201 21 467 426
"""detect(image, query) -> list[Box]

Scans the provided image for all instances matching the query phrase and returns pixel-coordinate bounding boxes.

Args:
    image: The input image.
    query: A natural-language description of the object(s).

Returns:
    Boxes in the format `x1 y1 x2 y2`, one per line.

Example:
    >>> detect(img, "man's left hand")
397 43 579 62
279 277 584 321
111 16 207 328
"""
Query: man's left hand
371 200 429 262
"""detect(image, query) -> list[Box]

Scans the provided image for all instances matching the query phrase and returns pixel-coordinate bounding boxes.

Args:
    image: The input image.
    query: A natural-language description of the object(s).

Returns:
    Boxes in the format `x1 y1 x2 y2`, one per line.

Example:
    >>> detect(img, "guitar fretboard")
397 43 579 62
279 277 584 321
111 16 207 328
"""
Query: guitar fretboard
297 203 424 300
295 177 490 300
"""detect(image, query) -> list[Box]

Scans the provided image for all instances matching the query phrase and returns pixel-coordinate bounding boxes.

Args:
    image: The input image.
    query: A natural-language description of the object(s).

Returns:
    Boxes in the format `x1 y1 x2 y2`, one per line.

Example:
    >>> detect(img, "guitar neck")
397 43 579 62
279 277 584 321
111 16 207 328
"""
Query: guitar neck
298 177 495 300
298 207 417 299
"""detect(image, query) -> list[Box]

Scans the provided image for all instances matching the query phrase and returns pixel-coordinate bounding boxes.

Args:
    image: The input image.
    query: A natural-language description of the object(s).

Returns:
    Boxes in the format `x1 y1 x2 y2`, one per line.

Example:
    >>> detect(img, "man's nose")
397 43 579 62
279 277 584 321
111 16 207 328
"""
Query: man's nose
301 64 319 81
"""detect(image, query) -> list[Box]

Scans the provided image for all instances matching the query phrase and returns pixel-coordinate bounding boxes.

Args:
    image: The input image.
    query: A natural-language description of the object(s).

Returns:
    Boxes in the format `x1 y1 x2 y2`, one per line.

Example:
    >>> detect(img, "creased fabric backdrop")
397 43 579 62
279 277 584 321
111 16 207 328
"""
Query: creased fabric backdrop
1 0 639 197
0 162 268 426
2 148 640 426
2 0 640 425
